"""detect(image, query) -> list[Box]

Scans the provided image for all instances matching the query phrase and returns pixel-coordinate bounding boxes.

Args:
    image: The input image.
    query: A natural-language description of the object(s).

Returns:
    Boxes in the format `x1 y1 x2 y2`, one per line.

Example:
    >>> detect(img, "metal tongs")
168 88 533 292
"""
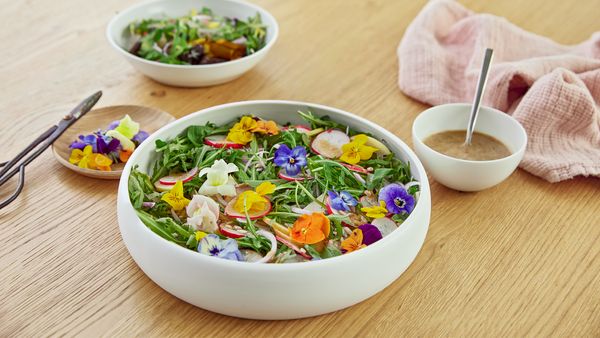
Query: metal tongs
0 91 102 210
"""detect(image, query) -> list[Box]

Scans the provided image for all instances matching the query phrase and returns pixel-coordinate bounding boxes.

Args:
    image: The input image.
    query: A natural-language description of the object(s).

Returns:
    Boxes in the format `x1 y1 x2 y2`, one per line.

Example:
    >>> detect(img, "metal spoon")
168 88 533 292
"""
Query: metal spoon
465 48 494 145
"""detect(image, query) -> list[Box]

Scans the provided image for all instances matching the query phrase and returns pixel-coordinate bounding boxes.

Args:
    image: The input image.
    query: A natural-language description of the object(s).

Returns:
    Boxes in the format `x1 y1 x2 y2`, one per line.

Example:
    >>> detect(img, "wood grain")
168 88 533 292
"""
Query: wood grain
1 0 599 336
52 105 175 179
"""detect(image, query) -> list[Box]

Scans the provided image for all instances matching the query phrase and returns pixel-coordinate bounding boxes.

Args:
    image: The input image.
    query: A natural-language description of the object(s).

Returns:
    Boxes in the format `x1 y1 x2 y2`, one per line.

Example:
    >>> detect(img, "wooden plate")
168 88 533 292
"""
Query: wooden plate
52 105 175 180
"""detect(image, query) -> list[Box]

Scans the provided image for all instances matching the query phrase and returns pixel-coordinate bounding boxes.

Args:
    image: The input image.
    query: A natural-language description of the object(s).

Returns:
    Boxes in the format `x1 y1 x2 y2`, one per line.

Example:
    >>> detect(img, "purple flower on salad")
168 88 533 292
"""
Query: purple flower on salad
96 134 120 154
378 183 415 215
197 234 243 261
132 130 149 144
357 224 383 245
69 134 98 152
107 120 120 130
274 145 307 176
328 190 358 212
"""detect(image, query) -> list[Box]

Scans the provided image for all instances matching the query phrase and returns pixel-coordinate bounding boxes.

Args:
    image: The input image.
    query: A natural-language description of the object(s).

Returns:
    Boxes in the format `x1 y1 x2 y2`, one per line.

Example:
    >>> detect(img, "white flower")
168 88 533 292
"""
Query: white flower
198 160 238 196
186 195 220 233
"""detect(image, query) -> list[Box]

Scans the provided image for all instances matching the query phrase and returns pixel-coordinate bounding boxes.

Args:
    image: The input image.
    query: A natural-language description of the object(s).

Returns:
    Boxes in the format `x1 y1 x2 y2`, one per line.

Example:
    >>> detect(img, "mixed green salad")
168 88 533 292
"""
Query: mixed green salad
127 7 267 65
129 112 419 263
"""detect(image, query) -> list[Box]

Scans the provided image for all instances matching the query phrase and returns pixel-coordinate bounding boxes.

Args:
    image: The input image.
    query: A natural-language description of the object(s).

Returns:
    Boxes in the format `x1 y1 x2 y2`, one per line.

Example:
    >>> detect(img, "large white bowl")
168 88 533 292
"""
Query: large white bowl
412 104 527 192
117 101 431 319
106 0 278 87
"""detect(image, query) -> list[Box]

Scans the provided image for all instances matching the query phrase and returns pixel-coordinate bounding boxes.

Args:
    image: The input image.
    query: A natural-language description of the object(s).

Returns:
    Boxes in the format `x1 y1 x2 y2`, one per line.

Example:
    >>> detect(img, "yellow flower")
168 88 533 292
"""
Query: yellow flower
161 181 190 211
256 181 276 195
251 120 279 135
341 229 366 253
69 145 94 169
361 200 388 219
195 231 208 241
339 134 378 164
234 190 268 214
89 153 113 171
227 116 257 145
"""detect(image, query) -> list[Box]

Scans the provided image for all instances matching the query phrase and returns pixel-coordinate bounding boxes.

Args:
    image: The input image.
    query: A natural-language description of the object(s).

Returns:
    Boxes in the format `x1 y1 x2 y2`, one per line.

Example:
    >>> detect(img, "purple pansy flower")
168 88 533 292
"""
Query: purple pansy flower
197 234 243 261
69 134 98 152
328 190 358 212
132 130 149 144
378 183 415 215
96 134 120 154
274 145 307 176
358 224 383 245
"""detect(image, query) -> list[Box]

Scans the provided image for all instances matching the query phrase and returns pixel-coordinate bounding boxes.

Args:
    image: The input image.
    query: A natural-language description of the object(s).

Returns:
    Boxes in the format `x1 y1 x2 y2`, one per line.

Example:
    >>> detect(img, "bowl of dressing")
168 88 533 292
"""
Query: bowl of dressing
412 103 527 191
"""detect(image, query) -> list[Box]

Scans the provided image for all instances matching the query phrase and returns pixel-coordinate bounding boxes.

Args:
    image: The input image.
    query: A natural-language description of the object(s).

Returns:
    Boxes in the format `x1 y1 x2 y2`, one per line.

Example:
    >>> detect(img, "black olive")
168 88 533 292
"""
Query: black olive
179 45 205 65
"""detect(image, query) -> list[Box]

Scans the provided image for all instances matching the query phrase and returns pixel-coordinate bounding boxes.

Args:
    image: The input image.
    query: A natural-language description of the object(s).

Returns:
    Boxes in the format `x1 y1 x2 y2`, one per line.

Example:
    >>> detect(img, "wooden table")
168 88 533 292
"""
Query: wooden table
1 0 599 336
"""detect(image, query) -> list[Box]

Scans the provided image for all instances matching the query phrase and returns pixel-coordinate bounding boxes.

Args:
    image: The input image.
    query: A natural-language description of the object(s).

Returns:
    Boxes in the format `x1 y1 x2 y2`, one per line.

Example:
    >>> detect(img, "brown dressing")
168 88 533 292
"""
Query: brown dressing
423 130 511 161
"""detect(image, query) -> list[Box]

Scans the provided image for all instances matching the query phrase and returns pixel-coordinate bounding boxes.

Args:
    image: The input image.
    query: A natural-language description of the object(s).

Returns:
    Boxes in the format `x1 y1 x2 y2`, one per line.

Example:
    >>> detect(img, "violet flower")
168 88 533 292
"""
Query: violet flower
378 183 415 215
358 224 383 245
107 120 120 130
328 190 358 212
274 145 307 176
69 134 97 152
197 234 243 261
132 130 149 144
96 134 120 154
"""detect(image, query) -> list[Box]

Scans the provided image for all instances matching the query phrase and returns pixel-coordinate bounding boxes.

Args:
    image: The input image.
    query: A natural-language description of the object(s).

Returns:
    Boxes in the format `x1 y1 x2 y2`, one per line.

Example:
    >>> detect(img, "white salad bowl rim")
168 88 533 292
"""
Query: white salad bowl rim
118 100 430 271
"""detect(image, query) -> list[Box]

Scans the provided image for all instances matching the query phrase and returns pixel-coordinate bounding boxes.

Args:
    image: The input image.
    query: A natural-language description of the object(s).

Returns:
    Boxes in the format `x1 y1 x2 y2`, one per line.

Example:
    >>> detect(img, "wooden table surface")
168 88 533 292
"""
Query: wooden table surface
1 0 599 336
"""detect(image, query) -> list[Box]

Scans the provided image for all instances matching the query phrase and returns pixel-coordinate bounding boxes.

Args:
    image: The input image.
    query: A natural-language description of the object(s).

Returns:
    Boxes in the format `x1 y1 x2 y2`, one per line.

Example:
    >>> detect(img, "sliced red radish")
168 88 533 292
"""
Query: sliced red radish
341 163 369 174
204 135 244 149
310 129 350 158
352 135 391 155
276 235 311 260
372 217 398 237
158 167 198 185
219 223 247 238
224 198 272 220
278 170 307 181
154 181 175 192
282 125 311 134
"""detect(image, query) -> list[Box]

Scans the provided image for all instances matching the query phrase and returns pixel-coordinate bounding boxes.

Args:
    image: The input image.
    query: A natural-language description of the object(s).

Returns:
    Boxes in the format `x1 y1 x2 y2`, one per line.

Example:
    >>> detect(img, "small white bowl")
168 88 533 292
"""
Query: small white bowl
106 0 278 87
412 104 527 192
117 100 431 319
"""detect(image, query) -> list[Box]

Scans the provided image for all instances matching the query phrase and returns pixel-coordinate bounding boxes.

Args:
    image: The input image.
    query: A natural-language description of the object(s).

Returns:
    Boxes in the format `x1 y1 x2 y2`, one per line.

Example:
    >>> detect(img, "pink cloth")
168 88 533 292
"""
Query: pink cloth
398 0 600 182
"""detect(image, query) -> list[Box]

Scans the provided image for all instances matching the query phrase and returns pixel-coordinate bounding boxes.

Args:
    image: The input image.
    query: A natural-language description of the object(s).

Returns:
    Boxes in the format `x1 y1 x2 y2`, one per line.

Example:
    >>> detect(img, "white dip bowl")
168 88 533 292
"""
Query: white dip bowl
117 101 431 319
412 103 527 192
106 0 278 87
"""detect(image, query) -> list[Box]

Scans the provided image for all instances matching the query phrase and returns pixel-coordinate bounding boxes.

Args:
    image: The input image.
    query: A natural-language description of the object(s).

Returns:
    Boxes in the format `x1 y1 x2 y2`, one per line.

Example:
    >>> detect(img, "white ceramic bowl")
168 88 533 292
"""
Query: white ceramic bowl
412 103 527 192
117 101 431 319
106 0 278 87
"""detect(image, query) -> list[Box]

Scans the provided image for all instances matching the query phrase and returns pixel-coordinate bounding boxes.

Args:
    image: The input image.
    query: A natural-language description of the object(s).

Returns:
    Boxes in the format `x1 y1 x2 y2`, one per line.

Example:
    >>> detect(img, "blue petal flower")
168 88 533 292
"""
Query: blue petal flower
198 234 243 261
328 190 358 212
107 120 120 130
133 130 149 144
70 134 98 152
274 145 307 176
378 183 415 215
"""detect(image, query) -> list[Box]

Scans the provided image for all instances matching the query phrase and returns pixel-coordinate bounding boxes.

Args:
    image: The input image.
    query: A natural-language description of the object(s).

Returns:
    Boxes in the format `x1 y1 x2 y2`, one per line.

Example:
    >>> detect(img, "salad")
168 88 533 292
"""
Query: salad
127 7 267 65
69 115 148 171
129 112 419 263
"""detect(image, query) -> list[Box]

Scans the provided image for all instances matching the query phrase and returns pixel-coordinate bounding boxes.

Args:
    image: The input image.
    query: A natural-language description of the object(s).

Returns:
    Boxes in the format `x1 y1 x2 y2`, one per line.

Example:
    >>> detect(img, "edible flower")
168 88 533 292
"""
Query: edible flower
69 134 97 152
186 195 220 233
91 153 113 171
195 231 207 241
327 190 358 212
198 160 238 196
251 120 279 135
119 149 133 162
113 114 140 139
106 130 135 151
96 135 120 154
291 212 330 245
341 224 382 253
378 183 415 215
132 130 149 144
69 145 94 169
197 234 243 261
255 181 276 195
361 200 388 219
227 116 257 145
274 144 307 176
234 190 268 214
339 134 378 164
161 181 190 211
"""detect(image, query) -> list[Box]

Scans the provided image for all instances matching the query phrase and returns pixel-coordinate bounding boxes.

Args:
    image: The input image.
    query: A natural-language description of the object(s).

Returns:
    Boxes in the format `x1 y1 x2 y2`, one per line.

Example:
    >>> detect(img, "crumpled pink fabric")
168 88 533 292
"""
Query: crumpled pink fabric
398 0 600 182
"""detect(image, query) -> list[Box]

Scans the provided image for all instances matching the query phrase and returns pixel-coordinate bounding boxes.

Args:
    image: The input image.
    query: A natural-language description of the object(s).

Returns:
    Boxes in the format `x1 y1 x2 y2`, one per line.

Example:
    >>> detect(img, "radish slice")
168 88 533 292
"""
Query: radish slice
204 135 244 149
278 170 307 181
253 230 277 263
154 181 175 192
276 235 311 260
310 129 350 158
341 163 369 174
219 223 247 238
372 217 398 237
142 201 156 208
158 167 198 185
224 198 272 220
282 125 311 134
351 135 391 155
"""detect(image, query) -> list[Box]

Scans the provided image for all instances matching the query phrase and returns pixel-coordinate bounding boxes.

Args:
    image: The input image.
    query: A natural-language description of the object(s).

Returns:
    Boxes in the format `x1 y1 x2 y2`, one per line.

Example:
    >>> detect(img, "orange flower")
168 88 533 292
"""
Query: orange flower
341 229 366 253
251 120 279 135
119 149 133 163
89 153 113 171
290 212 330 244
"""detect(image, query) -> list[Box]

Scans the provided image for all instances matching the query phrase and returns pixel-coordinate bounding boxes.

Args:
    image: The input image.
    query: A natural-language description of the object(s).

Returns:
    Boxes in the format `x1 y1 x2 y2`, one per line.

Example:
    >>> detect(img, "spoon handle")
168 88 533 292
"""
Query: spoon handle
465 48 494 145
